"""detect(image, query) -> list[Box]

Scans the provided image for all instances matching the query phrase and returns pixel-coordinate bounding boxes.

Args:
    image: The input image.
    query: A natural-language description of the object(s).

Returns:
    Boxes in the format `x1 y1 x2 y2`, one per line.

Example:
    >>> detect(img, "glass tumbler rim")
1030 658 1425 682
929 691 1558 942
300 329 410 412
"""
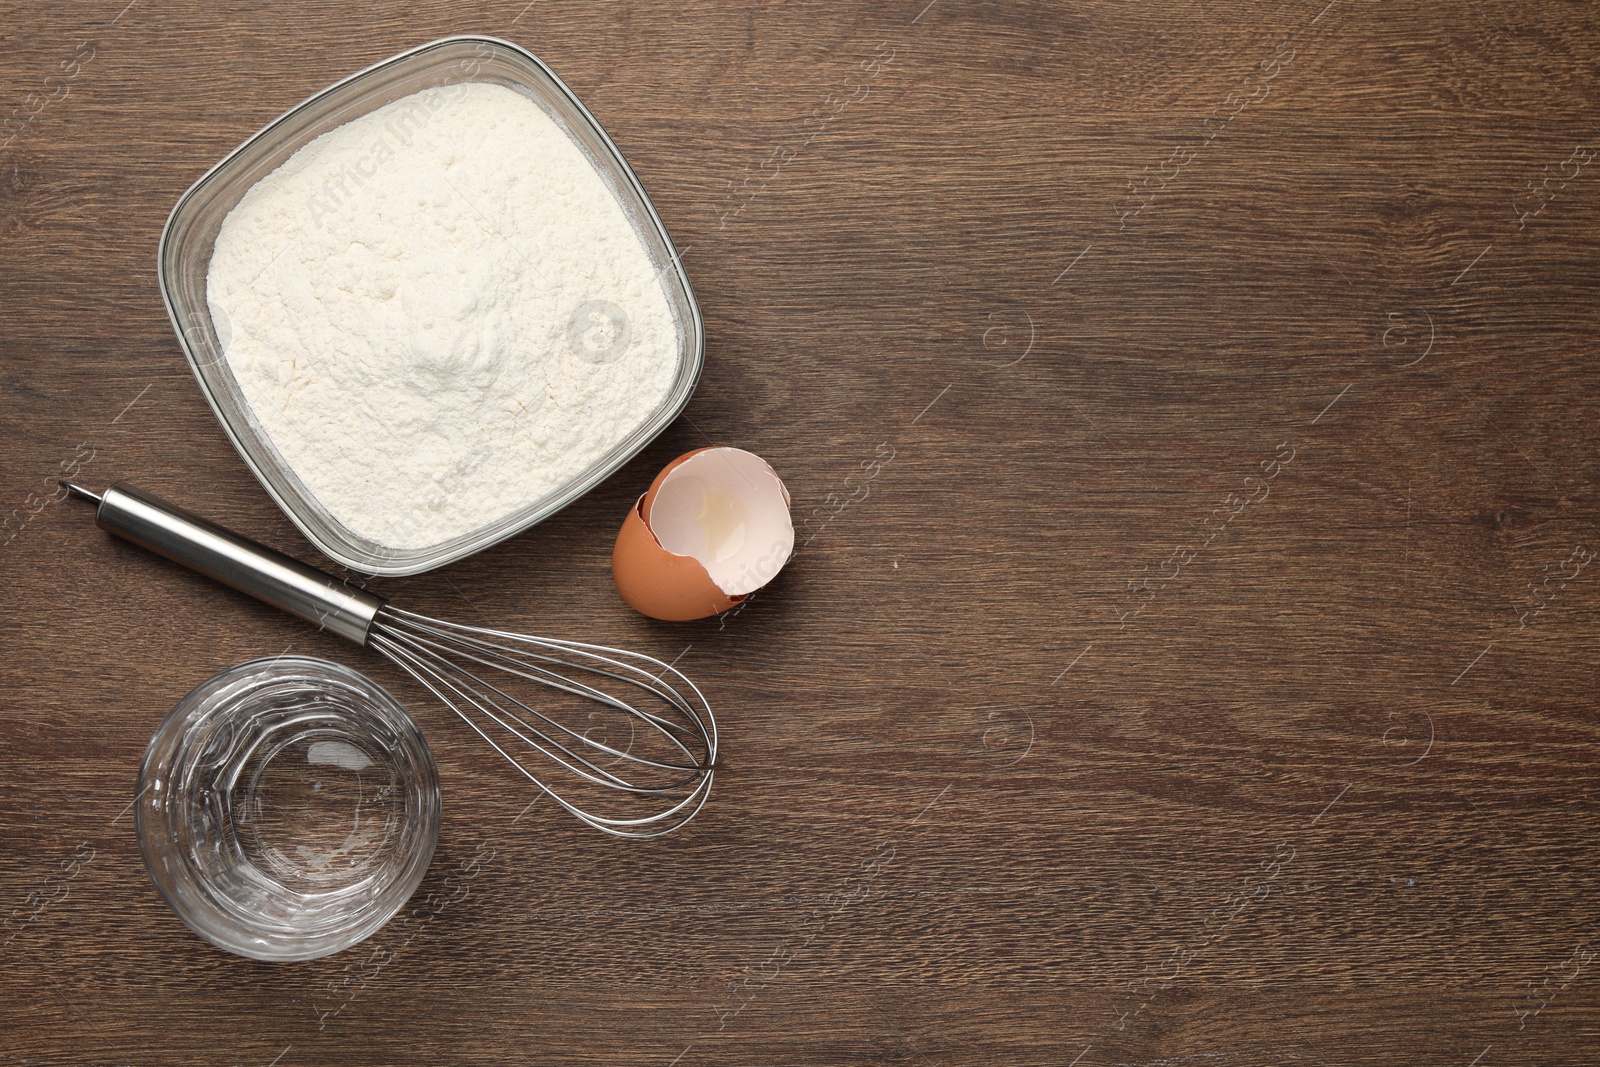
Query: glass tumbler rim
137 655 440 962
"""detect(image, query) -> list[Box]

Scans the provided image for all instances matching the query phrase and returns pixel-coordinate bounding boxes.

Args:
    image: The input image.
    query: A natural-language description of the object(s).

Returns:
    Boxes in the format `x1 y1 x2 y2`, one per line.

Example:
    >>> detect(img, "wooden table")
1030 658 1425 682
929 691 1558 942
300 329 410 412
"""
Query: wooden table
4 2 1598 1063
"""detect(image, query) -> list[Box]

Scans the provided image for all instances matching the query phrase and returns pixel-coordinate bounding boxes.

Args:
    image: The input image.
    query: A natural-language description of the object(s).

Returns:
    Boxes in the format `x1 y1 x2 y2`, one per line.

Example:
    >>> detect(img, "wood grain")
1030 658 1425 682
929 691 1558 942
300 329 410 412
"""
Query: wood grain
4 1 1600 1064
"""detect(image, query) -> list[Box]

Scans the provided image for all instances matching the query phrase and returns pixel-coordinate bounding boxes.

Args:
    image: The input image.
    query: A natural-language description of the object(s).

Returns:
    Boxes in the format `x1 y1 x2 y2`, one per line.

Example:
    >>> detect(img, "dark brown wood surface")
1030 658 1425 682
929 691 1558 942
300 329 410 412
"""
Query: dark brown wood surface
4 1 1600 1064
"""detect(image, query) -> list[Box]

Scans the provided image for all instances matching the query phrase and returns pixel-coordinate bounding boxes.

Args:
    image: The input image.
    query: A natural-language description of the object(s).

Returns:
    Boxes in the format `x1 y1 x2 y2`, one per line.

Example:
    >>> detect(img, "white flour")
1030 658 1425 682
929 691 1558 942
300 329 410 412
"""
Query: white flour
207 82 679 552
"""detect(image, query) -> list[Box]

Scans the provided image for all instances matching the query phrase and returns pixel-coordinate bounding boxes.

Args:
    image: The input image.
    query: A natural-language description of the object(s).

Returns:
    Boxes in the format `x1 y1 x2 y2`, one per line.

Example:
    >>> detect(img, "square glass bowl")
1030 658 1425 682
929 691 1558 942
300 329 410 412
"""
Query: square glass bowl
158 35 704 577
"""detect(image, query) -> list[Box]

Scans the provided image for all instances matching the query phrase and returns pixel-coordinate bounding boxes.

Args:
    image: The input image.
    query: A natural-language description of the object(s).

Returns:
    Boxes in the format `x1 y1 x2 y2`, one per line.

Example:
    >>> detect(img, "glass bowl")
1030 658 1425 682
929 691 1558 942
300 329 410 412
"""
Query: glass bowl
136 656 440 962
157 35 704 576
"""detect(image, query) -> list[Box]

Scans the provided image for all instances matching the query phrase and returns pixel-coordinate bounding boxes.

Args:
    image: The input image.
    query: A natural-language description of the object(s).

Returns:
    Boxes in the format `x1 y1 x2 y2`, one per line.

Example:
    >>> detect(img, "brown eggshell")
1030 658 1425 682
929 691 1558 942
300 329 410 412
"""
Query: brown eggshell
612 495 742 621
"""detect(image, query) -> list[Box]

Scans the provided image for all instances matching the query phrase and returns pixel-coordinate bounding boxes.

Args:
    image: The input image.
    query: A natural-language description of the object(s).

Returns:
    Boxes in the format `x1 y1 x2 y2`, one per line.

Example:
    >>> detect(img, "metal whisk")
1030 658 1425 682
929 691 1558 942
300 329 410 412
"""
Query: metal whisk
64 481 716 838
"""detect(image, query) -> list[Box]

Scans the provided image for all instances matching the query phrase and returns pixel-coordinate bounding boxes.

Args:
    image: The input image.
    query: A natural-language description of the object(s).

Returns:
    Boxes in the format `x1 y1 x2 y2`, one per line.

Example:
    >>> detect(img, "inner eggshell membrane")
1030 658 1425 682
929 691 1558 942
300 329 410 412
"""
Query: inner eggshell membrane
646 448 794 597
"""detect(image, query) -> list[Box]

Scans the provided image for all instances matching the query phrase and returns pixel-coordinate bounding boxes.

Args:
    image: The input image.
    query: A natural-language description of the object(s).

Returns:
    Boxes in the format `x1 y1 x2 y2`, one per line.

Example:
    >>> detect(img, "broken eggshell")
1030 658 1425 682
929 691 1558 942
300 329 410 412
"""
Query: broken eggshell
612 447 794 621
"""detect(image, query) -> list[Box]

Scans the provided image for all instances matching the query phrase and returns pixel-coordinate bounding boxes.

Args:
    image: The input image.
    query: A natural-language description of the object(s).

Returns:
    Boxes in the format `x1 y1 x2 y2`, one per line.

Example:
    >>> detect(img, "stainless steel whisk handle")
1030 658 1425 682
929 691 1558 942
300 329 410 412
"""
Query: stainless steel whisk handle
63 481 384 644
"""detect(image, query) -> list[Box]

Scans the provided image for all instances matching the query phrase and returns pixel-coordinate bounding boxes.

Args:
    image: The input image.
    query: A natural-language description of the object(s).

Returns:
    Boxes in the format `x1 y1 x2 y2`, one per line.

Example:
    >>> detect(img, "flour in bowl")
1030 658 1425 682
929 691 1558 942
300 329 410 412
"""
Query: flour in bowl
206 81 680 552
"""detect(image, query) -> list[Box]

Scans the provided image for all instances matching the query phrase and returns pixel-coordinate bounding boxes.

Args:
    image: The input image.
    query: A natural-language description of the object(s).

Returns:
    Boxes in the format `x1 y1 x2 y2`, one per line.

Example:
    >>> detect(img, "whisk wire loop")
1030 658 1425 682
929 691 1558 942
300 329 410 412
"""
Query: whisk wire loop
373 625 695 790
370 607 717 838
392 618 701 749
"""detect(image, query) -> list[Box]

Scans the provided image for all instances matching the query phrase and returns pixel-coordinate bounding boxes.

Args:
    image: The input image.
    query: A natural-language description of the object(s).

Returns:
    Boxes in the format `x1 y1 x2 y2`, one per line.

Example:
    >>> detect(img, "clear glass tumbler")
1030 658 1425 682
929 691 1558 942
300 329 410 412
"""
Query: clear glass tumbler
137 656 440 961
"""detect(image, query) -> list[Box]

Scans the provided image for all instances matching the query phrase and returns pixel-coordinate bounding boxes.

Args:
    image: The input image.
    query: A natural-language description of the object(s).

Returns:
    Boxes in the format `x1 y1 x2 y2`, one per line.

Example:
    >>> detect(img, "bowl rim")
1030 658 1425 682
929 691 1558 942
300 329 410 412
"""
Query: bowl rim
157 34 705 576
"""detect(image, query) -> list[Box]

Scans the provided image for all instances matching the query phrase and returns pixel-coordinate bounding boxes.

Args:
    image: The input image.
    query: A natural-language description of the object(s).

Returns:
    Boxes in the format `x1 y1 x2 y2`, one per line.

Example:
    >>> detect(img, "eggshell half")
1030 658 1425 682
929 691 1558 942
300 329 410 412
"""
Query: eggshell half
612 447 794 621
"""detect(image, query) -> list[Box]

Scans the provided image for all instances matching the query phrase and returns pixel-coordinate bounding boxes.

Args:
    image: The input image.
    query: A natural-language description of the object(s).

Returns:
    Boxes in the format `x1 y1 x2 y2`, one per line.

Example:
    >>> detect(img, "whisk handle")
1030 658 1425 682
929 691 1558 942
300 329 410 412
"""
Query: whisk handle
82 482 384 644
